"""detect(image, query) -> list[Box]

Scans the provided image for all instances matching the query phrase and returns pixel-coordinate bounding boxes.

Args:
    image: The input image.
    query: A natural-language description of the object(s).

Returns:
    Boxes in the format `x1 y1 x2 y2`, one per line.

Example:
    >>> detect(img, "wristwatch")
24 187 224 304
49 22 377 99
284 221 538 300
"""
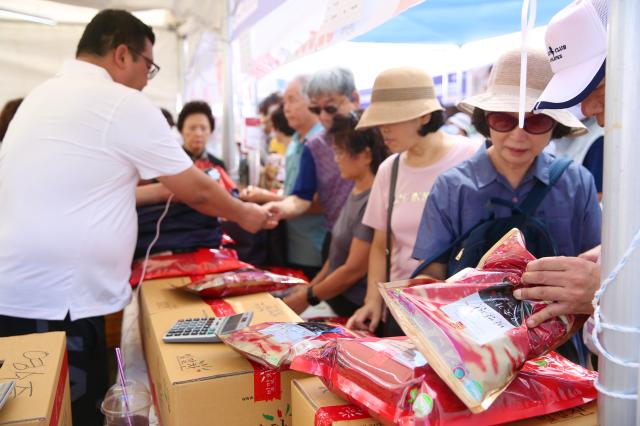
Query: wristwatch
306 286 321 306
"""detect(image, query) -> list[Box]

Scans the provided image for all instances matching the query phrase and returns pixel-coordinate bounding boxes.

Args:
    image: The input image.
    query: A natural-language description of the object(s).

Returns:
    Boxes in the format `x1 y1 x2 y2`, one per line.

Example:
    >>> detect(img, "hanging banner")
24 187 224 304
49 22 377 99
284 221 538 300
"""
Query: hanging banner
232 0 424 79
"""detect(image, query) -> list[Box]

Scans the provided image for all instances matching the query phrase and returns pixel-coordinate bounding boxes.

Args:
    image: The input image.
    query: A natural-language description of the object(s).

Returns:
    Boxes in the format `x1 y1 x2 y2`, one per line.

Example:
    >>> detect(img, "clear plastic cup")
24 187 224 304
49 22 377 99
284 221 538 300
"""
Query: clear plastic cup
101 380 152 426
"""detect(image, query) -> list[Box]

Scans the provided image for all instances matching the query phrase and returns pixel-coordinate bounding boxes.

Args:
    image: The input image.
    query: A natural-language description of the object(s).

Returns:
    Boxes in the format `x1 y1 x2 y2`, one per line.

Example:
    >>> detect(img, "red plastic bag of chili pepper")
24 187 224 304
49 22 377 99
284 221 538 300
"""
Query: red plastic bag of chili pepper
129 248 247 286
380 229 588 414
219 322 358 370
170 267 307 298
291 336 596 425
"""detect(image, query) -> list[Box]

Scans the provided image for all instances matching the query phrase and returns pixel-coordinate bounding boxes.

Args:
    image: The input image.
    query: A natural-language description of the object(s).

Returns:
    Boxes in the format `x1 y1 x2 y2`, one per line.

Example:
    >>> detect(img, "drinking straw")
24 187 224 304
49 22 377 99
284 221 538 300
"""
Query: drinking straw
115 347 133 426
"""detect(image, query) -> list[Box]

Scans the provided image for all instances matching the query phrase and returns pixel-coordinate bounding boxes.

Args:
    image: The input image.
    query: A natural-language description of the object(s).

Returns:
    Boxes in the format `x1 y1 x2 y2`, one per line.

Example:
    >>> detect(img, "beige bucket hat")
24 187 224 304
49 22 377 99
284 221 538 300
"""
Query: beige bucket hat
458 48 587 136
356 67 443 129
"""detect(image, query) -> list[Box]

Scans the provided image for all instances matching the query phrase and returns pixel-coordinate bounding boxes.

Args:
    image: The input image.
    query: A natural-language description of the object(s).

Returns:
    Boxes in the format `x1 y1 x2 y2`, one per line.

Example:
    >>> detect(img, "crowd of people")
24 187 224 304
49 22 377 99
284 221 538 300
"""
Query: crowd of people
0 0 614 423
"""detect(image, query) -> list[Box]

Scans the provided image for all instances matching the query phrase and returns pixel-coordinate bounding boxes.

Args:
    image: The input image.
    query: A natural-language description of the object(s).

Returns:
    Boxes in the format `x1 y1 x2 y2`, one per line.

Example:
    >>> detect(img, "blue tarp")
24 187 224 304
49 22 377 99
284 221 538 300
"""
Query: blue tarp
353 0 573 45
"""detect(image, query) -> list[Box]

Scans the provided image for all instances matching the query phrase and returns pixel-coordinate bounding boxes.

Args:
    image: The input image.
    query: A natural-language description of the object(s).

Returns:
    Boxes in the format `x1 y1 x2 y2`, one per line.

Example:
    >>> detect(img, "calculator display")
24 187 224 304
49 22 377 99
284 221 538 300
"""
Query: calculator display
220 314 243 334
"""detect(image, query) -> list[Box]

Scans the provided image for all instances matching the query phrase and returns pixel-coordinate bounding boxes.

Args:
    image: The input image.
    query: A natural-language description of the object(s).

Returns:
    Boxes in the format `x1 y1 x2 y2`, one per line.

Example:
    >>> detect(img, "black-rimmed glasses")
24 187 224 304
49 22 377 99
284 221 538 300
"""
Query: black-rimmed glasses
128 46 160 80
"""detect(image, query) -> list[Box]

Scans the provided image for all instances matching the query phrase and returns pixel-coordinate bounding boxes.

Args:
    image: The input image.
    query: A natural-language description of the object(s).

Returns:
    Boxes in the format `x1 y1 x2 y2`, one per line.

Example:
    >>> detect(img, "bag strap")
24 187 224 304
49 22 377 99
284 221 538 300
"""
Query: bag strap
518 157 572 214
386 155 401 282
410 218 480 278
410 157 572 279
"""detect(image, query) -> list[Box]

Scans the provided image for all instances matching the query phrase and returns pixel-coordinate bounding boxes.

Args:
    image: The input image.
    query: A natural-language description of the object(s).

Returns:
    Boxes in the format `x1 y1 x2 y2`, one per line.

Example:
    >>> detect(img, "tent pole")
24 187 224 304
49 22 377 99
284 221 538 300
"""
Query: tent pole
176 33 188 114
220 0 236 169
598 0 640 424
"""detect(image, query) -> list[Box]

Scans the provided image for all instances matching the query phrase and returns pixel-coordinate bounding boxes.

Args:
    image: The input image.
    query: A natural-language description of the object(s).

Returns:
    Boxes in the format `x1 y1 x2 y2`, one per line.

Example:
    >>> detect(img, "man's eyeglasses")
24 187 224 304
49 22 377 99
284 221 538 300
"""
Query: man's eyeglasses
486 112 556 135
128 46 160 80
308 105 339 115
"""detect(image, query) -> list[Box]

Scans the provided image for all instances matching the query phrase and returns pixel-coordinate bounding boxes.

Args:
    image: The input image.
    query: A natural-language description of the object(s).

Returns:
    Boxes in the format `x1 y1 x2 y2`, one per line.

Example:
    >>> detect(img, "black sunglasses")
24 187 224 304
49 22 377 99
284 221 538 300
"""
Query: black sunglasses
486 112 556 135
308 105 339 115
128 46 160 80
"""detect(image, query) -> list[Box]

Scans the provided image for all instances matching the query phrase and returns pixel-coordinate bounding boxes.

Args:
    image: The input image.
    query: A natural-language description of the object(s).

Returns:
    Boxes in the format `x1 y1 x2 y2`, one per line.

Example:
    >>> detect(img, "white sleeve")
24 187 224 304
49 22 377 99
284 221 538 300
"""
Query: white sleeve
107 92 193 180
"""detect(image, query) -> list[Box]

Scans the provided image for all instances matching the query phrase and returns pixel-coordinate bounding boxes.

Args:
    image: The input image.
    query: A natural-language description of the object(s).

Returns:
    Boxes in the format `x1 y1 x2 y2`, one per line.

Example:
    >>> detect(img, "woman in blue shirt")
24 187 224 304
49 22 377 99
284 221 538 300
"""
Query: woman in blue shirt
413 49 601 281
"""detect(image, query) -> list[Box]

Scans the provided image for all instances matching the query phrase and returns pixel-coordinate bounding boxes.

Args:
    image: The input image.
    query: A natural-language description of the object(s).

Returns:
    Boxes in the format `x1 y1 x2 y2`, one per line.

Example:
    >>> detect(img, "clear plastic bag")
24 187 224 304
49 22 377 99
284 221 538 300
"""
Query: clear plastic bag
130 248 246 285
291 336 596 425
381 229 587 413
219 322 358 370
171 267 307 298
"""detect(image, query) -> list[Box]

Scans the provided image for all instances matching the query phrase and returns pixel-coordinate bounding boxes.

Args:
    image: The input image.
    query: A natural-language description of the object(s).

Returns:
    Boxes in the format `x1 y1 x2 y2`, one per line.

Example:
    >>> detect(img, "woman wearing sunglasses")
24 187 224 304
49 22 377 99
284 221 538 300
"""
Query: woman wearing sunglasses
412 49 601 283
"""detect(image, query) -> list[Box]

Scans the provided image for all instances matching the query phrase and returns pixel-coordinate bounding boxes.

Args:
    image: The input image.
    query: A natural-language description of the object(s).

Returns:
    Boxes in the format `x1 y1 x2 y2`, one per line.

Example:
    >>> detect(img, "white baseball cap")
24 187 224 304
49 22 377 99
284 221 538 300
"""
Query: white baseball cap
533 0 608 111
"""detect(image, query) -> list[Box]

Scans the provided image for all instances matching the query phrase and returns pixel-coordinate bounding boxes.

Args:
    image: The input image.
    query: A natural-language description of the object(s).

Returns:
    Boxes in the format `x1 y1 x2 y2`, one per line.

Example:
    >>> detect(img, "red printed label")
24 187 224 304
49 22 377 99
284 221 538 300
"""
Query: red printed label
249 360 281 402
50 348 69 426
204 299 236 317
315 404 369 426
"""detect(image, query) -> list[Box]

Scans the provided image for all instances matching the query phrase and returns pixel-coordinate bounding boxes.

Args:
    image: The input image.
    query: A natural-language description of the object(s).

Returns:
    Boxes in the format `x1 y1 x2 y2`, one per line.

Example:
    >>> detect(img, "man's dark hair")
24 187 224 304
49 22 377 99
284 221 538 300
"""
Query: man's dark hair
270 104 294 136
76 9 155 57
177 101 215 133
160 108 174 127
471 108 571 139
331 110 390 174
258 92 283 116
0 98 23 141
417 110 445 136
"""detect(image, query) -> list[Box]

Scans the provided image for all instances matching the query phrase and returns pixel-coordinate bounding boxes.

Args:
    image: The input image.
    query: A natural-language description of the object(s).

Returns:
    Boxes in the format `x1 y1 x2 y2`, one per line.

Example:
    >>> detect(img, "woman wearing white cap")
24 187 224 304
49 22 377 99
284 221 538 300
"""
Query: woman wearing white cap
347 67 480 335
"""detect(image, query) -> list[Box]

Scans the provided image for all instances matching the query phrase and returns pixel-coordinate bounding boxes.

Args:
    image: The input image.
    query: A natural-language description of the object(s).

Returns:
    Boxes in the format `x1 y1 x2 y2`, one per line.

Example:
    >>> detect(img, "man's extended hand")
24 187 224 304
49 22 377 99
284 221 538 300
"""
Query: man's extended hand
236 203 272 233
515 256 600 328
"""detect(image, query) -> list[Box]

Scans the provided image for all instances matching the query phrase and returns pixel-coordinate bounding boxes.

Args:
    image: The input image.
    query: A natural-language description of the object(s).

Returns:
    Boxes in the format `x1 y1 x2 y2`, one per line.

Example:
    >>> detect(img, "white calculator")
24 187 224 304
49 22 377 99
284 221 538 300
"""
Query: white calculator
162 312 253 343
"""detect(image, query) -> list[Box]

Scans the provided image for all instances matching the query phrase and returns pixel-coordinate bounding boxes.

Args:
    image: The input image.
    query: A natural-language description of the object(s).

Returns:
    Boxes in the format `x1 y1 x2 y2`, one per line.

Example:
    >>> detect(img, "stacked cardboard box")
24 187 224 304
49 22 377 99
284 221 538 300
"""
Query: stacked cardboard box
292 377 382 426
140 278 309 426
510 401 597 426
0 332 71 426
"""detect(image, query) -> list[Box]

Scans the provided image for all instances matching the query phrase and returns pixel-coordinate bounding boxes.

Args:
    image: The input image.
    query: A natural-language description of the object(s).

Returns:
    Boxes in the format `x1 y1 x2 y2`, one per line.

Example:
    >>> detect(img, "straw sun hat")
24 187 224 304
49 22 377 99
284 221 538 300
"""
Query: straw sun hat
458 48 586 136
356 67 443 129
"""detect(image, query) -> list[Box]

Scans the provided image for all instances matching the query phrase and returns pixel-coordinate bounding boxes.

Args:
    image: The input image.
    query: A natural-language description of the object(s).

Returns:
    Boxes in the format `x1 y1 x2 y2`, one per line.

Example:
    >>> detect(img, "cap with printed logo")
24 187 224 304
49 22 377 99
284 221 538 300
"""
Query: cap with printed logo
533 0 608 111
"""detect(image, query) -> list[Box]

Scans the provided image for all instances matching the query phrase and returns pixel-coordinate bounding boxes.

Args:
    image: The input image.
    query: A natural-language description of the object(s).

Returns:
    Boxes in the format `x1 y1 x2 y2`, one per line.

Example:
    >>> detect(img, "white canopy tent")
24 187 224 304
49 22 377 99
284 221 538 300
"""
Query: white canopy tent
0 0 424 171
2 2 639 422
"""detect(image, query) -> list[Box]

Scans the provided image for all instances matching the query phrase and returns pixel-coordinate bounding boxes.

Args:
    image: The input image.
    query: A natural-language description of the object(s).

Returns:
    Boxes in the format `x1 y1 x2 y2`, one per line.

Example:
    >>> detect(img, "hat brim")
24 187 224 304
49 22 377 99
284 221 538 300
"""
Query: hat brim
458 91 587 136
533 55 606 111
356 100 443 130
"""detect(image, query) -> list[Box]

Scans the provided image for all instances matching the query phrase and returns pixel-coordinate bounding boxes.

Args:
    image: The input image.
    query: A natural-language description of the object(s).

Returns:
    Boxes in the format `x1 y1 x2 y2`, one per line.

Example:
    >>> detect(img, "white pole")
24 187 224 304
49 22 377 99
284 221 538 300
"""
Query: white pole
599 0 640 424
220 0 236 169
176 33 188 114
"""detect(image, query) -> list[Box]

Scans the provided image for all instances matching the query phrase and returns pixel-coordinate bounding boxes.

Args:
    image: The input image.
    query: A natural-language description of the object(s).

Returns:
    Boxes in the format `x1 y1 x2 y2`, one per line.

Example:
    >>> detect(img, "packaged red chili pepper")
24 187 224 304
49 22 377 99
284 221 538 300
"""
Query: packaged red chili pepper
171 267 307 298
381 229 587 413
291 336 596 425
130 248 246 285
219 322 358 370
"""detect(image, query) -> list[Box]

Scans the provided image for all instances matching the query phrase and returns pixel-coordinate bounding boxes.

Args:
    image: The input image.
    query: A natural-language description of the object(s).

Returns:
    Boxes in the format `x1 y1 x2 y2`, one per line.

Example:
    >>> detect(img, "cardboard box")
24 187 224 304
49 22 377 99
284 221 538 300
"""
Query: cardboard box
140 278 309 426
0 332 71 426
292 377 382 426
508 401 597 425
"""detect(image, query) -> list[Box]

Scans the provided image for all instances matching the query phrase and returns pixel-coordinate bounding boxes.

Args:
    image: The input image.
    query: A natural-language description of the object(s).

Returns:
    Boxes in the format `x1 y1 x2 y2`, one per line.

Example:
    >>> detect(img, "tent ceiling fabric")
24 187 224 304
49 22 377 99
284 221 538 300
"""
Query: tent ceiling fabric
0 21 179 113
353 0 573 45
0 0 225 34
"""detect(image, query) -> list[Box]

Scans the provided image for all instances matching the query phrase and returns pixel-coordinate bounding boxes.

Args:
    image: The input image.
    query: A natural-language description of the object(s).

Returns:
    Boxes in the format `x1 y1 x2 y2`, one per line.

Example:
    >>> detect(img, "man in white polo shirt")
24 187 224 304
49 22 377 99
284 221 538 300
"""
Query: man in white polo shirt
0 9 272 424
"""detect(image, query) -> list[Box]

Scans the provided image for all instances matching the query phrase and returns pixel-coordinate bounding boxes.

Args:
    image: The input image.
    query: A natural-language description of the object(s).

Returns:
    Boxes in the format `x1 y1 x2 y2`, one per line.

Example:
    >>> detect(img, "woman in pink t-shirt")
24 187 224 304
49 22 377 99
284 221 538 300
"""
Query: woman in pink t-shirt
346 67 480 335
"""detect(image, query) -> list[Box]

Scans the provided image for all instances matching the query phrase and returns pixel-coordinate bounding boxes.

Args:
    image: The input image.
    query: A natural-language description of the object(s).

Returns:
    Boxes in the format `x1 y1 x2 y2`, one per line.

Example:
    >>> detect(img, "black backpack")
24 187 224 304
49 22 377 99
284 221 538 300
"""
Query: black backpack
411 157 572 278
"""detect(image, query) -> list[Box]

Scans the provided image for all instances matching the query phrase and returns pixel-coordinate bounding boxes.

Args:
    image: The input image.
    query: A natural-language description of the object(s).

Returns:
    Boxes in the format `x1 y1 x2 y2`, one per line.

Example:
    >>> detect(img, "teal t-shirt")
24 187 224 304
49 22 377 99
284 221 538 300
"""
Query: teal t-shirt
284 123 326 267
